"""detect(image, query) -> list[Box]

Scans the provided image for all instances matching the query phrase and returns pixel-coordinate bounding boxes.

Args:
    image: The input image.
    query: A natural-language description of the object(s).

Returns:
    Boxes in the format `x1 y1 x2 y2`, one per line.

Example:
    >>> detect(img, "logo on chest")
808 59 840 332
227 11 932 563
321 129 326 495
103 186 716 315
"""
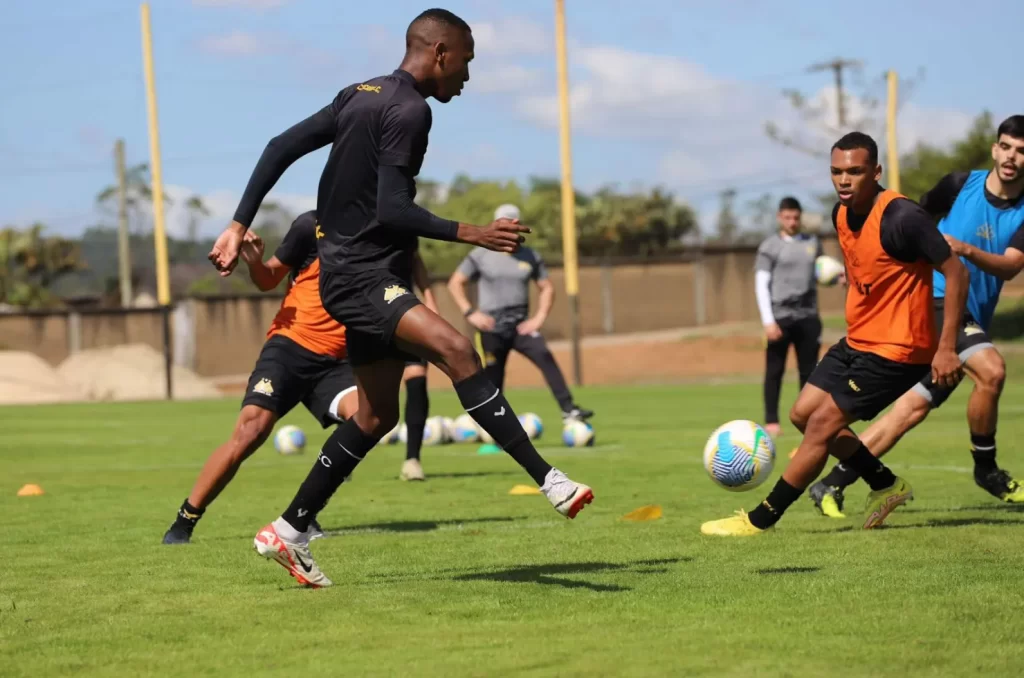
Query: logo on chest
976 224 994 241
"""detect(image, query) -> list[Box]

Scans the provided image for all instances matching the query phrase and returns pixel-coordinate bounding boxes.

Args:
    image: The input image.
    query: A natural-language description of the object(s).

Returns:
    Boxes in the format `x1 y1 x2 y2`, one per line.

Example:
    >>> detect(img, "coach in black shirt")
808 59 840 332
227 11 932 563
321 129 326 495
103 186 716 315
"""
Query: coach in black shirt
208 8 595 588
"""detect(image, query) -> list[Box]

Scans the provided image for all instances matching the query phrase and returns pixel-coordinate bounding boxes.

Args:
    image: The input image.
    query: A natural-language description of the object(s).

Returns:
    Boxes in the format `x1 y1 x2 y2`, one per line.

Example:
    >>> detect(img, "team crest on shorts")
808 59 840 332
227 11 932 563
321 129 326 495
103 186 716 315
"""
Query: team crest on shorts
253 378 274 396
383 285 409 304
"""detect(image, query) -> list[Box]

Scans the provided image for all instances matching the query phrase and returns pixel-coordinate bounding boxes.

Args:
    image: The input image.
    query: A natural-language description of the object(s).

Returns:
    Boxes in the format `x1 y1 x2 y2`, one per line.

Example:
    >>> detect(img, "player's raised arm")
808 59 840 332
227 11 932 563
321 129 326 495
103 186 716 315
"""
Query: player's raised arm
919 171 971 218
209 100 340 275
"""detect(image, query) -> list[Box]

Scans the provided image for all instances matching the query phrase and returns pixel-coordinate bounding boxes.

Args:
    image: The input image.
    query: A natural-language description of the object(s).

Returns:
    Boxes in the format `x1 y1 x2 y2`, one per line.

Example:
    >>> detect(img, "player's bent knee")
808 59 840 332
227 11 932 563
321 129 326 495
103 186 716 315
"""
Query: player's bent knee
804 403 846 443
354 408 399 438
978 360 1006 394
442 334 480 377
233 408 275 457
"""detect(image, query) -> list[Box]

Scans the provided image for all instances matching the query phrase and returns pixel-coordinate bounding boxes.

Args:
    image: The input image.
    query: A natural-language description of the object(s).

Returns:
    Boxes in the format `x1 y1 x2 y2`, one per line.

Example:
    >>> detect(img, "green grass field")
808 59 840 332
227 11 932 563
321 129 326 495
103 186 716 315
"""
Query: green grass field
4 368 1024 677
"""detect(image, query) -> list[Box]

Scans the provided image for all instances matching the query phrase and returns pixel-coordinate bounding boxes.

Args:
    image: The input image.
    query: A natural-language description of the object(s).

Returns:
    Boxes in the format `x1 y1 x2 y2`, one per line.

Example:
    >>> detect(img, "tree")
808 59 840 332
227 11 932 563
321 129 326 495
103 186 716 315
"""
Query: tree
0 224 85 308
96 162 172 235
745 193 776 236
898 111 996 201
714 189 740 243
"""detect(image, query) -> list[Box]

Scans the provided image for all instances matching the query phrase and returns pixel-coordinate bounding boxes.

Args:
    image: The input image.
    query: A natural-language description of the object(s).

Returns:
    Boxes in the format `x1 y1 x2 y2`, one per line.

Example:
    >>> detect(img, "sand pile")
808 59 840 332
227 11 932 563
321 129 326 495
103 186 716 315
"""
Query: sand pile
0 351 85 404
57 344 220 402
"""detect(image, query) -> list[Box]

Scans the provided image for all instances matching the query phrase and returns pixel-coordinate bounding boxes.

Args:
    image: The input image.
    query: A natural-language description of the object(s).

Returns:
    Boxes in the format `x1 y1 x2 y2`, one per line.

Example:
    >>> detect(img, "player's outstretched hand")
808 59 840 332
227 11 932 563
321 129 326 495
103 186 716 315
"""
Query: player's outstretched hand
931 347 964 389
458 219 531 253
209 222 246 277
240 230 265 265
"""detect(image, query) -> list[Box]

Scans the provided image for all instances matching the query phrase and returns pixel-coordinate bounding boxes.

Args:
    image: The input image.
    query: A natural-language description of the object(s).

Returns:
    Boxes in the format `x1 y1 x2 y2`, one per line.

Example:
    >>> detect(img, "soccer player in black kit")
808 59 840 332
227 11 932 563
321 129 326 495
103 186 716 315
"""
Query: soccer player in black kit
208 9 594 588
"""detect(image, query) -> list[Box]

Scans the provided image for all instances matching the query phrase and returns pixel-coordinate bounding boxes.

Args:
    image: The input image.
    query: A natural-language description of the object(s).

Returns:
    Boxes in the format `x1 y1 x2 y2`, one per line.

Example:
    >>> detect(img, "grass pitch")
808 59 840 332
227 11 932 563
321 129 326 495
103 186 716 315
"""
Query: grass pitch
3 372 1024 676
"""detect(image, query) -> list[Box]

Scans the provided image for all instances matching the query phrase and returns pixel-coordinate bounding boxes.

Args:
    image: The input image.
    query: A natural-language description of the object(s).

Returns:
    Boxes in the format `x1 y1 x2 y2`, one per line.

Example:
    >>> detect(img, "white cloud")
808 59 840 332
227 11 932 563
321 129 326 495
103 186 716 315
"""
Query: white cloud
192 0 290 9
471 64 544 93
164 185 315 239
513 44 977 203
197 31 283 57
472 17 550 56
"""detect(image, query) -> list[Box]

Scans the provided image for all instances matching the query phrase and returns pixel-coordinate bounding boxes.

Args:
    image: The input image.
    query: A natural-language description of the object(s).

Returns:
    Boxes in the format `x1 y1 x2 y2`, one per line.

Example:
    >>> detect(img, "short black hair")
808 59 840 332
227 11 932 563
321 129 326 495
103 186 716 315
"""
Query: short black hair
778 196 802 212
997 115 1024 141
831 131 878 165
407 8 471 44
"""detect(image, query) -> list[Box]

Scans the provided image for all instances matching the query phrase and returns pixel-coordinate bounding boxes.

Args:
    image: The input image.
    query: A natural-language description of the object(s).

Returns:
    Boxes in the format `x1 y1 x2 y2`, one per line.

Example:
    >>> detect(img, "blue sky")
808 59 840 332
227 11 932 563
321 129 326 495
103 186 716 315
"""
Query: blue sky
1 0 1017 239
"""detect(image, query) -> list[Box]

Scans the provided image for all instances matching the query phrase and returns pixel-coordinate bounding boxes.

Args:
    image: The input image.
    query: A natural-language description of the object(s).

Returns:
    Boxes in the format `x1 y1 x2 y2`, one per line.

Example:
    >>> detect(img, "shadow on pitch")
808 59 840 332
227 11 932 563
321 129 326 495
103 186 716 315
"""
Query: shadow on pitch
322 516 523 535
756 566 821 575
882 515 1024 530
452 557 691 592
428 471 519 479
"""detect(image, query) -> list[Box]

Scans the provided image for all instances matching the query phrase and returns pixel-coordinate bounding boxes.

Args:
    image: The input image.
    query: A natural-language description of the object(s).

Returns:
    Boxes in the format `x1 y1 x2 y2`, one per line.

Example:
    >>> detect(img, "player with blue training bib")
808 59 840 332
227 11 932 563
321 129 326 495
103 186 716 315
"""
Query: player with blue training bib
812 115 1024 516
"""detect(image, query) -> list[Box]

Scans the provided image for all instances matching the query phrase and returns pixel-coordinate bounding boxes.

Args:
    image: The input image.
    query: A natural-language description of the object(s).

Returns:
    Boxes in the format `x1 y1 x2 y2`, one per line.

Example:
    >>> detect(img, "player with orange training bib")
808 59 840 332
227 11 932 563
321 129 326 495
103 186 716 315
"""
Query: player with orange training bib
702 131 968 536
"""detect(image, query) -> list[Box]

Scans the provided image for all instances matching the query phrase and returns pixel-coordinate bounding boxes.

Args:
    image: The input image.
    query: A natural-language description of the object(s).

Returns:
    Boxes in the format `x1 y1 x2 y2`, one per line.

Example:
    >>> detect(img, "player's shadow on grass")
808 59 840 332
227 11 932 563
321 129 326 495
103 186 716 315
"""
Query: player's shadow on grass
322 516 523 535
428 471 519 479
883 516 1024 530
756 566 821 575
452 557 690 592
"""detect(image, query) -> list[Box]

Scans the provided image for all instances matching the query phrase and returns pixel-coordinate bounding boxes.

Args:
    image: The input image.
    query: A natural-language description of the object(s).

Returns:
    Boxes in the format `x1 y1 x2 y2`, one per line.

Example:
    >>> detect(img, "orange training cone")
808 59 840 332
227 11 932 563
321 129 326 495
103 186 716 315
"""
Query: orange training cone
17 484 44 497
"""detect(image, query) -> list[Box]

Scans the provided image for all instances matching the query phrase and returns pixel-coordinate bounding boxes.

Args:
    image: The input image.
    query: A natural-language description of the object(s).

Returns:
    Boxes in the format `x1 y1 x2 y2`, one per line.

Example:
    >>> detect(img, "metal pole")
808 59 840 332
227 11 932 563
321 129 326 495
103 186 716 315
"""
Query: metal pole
554 0 582 386
886 70 901 193
115 139 133 307
140 2 172 399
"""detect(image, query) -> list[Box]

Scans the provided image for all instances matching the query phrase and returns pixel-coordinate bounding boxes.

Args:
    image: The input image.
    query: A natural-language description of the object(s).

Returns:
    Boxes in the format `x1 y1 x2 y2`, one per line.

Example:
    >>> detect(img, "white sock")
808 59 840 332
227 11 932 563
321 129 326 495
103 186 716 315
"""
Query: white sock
273 517 306 543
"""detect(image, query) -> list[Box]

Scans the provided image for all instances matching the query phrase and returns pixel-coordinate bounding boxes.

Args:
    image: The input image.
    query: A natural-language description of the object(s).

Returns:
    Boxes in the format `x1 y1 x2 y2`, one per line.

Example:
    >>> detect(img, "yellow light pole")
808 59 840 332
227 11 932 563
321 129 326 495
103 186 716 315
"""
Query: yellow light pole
886 70 900 193
554 0 582 386
141 2 173 399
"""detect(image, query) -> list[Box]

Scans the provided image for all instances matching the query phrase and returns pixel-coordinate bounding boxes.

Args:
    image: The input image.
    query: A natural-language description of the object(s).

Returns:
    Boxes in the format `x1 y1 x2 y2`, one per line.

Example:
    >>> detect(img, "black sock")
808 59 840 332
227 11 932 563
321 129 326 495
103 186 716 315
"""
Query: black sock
404 376 428 461
454 370 552 485
281 419 379 533
841 444 896 491
820 462 861 490
173 500 204 531
971 431 997 474
748 479 803 529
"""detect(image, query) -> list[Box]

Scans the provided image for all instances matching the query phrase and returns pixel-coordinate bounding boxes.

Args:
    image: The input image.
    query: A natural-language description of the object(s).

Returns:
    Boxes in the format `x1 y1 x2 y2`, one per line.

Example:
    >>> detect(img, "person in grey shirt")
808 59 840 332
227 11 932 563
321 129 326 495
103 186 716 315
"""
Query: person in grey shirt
754 197 830 438
448 203 593 425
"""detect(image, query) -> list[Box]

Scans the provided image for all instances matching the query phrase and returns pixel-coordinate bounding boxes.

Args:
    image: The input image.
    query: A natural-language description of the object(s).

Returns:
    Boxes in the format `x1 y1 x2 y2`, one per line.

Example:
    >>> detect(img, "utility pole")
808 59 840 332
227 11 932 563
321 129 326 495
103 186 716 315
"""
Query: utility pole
808 58 862 129
114 139 133 307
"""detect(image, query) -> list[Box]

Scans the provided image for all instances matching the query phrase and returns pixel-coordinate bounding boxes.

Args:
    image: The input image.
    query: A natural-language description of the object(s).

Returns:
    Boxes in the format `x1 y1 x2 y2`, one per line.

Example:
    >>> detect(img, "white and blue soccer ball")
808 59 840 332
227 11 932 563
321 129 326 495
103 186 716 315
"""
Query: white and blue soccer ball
423 416 448 446
562 420 594 447
815 255 844 287
440 417 456 443
450 413 480 443
383 422 401 445
274 424 306 455
519 412 543 440
703 419 776 491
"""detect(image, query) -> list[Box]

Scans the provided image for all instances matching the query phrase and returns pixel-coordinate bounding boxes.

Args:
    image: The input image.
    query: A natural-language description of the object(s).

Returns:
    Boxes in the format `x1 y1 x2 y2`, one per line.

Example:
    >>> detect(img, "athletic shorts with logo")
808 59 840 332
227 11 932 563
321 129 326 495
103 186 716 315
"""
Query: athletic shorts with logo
807 338 931 421
242 335 356 428
911 299 995 408
319 268 422 366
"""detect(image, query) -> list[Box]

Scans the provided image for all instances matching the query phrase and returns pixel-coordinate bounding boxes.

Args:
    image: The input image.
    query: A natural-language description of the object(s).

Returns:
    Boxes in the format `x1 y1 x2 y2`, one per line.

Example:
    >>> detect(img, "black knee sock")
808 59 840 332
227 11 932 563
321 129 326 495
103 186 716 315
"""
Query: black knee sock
748 478 803 529
172 500 204 531
840 444 896 491
454 370 552 485
971 431 997 474
404 376 428 461
820 462 862 490
281 420 380 533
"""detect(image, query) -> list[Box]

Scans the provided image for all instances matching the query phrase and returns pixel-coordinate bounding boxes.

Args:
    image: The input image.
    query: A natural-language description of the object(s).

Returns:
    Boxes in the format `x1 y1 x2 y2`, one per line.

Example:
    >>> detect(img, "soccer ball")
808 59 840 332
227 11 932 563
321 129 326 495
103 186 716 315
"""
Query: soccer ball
383 422 401 444
423 416 447 445
815 255 844 287
450 413 480 443
562 420 595 447
441 417 456 443
703 419 775 491
518 412 543 440
274 424 306 455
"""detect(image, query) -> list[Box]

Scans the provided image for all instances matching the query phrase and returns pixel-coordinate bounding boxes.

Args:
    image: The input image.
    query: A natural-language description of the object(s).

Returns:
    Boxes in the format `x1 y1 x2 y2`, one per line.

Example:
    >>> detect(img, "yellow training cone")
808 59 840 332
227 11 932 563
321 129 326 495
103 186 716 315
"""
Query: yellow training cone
621 505 662 521
508 484 541 496
17 484 44 497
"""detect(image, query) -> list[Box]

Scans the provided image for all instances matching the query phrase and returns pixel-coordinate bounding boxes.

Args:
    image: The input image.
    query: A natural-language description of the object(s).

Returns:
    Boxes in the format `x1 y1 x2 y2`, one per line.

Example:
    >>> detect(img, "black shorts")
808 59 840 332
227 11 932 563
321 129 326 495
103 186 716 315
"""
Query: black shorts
911 301 995 408
320 268 421 367
807 338 930 421
241 335 356 428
